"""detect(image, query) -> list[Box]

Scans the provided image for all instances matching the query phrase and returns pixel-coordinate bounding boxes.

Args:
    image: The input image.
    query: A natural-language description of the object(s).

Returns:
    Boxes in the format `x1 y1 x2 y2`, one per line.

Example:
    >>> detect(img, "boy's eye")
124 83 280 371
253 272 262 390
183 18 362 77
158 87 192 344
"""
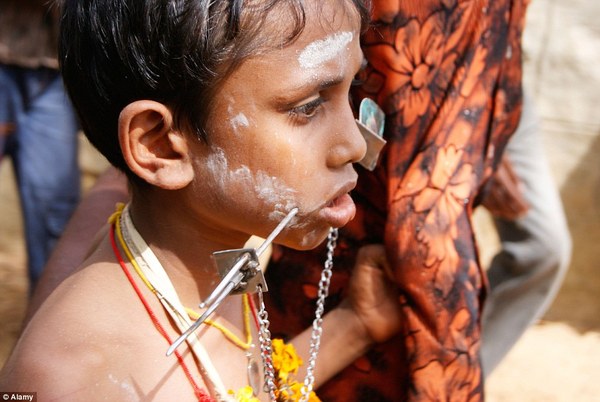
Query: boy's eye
288 97 324 121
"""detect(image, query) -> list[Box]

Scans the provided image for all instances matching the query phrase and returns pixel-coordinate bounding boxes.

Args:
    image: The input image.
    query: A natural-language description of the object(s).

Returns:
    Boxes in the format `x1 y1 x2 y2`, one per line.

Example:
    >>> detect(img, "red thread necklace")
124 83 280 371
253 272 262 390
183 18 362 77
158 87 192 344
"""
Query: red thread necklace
109 223 213 402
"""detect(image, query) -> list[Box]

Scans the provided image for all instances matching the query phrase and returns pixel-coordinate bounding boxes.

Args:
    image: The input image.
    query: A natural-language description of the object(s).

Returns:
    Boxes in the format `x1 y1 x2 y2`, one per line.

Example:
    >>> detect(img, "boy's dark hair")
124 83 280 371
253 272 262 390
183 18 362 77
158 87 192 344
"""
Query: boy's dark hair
59 0 370 180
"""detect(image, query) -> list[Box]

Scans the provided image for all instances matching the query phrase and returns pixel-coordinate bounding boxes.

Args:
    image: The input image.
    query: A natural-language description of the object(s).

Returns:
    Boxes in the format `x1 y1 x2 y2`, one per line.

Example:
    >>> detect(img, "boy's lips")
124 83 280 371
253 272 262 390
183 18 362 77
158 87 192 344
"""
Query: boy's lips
318 181 358 228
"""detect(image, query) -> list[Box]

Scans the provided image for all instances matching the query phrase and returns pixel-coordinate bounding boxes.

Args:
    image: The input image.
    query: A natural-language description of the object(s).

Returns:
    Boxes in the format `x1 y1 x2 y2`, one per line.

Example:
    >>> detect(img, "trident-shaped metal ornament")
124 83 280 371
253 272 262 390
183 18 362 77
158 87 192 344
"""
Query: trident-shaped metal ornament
356 98 386 171
166 207 299 356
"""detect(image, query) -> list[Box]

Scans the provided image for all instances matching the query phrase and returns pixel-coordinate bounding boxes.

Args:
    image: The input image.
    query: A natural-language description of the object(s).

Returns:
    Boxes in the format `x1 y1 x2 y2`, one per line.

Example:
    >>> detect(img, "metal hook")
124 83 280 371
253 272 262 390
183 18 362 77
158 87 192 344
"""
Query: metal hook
166 207 299 356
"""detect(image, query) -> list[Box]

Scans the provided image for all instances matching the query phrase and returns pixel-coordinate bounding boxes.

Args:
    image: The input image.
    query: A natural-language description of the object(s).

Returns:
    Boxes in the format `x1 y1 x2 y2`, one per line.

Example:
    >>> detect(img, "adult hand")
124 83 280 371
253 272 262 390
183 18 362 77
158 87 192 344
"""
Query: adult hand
346 244 402 343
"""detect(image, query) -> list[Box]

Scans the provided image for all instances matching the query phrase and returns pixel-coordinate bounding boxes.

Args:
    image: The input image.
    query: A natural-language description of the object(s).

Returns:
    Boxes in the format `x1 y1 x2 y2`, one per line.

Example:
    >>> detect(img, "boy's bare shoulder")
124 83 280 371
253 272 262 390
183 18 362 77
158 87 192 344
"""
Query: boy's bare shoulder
0 248 146 398
34 244 137 334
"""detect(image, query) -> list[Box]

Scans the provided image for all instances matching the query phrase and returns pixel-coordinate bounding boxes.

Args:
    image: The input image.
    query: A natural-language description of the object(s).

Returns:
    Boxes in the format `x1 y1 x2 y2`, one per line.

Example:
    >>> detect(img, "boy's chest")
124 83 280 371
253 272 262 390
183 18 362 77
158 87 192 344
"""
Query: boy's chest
111 315 263 401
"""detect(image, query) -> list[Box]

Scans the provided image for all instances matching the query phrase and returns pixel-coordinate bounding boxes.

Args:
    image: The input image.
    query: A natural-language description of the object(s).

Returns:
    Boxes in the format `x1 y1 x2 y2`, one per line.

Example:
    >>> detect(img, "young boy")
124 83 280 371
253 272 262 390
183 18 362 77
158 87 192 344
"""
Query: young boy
0 0 401 401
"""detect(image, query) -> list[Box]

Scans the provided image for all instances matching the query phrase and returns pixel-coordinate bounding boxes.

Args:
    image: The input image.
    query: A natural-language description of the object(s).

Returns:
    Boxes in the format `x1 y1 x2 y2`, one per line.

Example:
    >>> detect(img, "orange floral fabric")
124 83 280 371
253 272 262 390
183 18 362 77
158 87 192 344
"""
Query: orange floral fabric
265 0 528 400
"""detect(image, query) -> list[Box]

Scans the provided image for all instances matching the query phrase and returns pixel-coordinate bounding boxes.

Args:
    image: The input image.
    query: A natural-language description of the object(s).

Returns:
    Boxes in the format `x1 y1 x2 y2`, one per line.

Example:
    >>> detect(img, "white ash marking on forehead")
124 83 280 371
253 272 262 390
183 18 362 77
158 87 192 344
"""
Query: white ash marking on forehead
298 31 353 69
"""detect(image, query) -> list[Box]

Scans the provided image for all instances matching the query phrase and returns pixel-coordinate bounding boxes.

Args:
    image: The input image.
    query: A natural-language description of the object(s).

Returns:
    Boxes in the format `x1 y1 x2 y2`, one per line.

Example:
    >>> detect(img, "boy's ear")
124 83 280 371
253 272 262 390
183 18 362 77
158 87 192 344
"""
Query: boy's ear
119 100 194 189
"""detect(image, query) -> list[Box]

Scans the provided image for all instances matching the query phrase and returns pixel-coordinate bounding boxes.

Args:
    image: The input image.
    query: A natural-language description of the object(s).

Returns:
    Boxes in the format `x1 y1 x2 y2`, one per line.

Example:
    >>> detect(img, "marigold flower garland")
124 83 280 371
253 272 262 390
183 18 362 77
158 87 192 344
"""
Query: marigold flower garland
271 339 321 402
229 339 321 402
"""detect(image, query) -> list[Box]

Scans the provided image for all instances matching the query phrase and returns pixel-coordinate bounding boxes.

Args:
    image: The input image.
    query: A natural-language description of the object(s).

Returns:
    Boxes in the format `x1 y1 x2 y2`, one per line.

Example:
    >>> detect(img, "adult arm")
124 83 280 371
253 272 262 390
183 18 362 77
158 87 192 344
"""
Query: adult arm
292 245 401 389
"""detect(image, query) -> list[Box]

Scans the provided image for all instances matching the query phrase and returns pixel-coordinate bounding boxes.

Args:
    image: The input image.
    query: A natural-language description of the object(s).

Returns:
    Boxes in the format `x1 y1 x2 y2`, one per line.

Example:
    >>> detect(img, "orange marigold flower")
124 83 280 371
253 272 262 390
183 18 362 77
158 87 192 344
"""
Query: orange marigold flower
272 339 303 382
277 381 321 402
228 385 260 402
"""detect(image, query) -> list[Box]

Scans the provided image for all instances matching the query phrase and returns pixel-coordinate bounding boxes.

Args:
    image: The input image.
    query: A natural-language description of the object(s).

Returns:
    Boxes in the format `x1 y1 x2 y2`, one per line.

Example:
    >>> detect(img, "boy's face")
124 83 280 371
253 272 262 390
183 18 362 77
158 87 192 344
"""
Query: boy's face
190 1 367 249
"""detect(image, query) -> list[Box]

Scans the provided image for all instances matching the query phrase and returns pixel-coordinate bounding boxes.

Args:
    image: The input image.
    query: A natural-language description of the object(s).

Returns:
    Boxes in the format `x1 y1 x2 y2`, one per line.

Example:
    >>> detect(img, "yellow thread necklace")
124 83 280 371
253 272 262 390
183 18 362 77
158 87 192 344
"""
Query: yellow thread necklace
114 210 253 349
112 204 261 400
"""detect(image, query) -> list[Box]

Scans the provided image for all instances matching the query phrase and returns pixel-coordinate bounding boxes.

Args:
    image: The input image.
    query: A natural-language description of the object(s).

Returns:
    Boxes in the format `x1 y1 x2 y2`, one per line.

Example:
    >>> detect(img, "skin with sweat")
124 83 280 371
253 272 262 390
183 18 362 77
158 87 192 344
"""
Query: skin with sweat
221 28 357 212
219 32 354 246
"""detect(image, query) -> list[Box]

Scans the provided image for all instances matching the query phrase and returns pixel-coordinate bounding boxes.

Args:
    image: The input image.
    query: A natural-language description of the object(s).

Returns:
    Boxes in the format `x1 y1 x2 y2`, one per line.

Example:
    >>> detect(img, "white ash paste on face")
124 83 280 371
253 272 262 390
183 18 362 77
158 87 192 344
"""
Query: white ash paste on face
298 31 353 69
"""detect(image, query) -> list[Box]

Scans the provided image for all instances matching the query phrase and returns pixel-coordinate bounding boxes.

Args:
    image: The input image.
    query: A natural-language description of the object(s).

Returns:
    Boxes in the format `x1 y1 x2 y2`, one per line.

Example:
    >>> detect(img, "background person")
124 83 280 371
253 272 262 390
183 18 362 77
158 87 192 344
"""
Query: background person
479 93 572 375
0 0 80 293
265 0 532 400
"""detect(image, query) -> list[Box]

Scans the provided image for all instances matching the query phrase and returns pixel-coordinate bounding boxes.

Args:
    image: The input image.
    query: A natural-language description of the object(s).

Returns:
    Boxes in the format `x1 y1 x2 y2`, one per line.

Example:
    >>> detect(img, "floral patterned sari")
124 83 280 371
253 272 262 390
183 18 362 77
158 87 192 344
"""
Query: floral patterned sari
265 0 529 400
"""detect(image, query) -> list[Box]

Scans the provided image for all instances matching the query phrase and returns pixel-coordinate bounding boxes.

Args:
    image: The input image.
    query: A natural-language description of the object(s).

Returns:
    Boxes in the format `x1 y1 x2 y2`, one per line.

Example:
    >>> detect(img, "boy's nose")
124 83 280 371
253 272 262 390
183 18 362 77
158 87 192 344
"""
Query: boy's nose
328 107 367 167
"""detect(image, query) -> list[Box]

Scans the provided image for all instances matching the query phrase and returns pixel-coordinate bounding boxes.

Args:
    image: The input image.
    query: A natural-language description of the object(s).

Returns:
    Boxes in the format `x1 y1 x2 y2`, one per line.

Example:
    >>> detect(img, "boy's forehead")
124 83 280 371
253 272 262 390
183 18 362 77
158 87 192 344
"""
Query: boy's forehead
264 0 361 62
212 0 363 105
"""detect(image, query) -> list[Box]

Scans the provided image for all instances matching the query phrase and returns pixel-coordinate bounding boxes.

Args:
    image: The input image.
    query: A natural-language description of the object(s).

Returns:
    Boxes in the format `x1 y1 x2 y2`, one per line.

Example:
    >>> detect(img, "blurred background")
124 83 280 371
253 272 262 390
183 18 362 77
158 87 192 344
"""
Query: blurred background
480 0 600 399
0 0 598 400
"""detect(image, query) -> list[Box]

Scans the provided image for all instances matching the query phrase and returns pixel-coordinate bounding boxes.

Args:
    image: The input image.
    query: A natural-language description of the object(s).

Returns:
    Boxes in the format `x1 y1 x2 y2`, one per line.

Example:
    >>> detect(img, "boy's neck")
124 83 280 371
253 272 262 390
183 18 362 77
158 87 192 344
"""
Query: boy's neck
126 197 251 305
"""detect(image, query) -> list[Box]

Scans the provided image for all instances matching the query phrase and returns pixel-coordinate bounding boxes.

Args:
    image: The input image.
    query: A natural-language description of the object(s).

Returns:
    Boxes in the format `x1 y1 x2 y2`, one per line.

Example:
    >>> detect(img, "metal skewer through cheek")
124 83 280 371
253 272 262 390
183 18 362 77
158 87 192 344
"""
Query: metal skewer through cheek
166 207 299 356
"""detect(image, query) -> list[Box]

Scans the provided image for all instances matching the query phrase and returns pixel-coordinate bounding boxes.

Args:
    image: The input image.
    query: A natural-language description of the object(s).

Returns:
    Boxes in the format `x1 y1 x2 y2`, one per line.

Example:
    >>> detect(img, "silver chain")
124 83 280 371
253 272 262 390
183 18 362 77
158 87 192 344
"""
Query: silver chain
299 227 337 401
257 286 278 401
257 227 338 402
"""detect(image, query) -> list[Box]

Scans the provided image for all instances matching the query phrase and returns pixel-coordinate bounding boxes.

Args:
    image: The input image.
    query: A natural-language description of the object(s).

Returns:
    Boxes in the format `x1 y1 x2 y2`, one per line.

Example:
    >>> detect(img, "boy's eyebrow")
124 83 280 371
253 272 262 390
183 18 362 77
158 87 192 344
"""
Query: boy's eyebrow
277 54 365 103
273 74 345 104
316 75 347 91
